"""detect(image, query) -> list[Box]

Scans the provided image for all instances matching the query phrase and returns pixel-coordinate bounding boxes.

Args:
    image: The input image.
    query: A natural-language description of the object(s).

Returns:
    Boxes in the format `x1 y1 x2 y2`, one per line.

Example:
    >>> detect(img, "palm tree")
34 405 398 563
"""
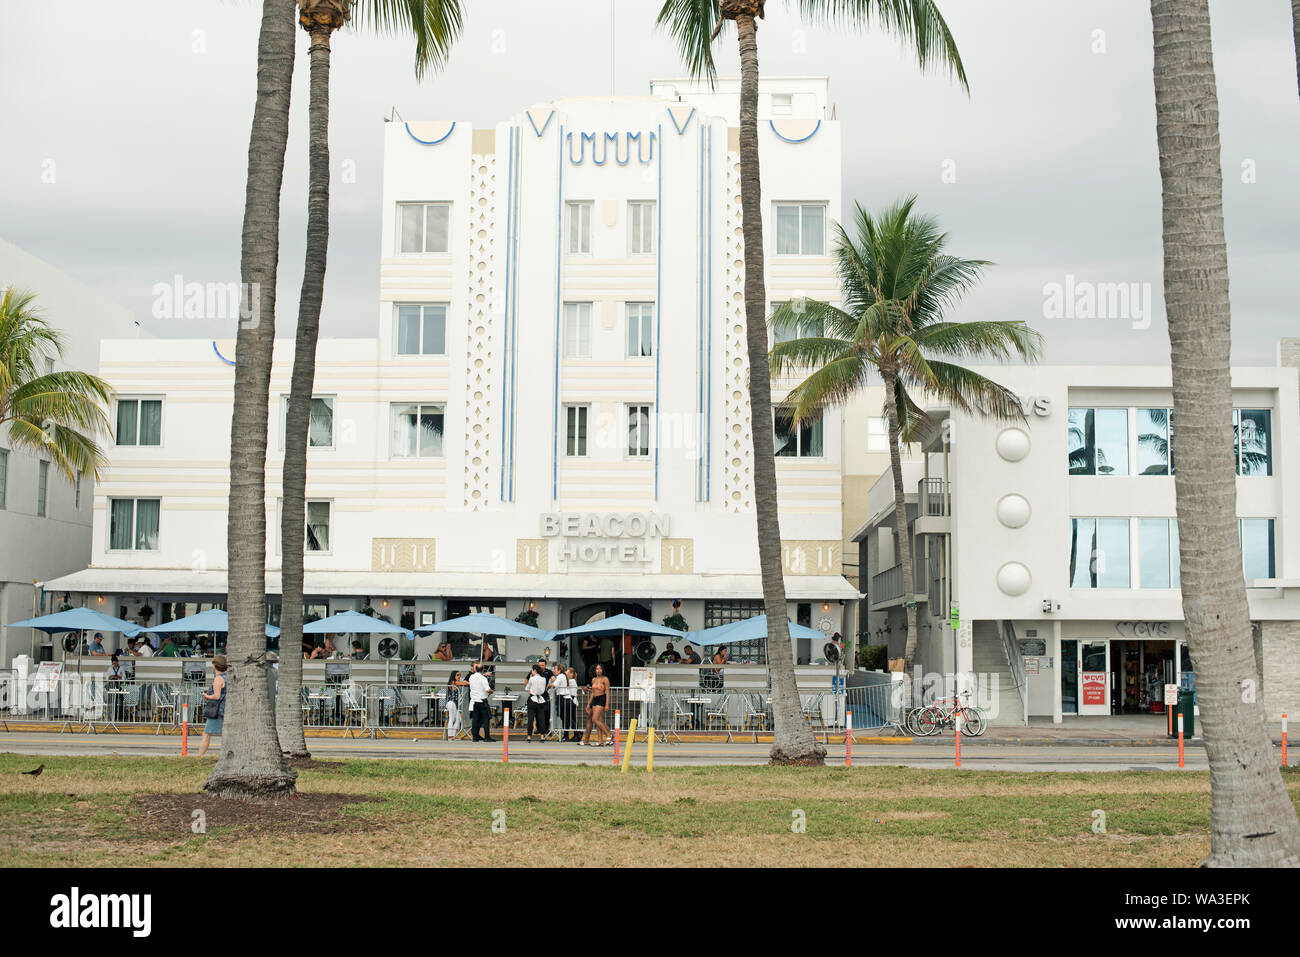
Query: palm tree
770 197 1041 669
277 0 463 757
1149 0 1300 864
0 288 115 482
1292 0 1299 97
205 0 300 801
656 0 966 764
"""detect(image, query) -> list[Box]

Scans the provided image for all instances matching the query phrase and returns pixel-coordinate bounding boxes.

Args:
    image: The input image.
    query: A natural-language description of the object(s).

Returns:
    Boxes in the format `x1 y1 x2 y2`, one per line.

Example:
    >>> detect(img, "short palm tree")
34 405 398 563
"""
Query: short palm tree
770 197 1042 668
1149 0 1300 864
276 0 463 758
0 287 114 482
657 0 967 766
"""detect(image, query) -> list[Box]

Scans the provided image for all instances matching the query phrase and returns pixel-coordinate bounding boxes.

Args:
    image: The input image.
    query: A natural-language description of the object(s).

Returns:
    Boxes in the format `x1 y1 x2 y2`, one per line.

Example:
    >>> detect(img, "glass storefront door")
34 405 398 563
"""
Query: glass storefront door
1079 640 1110 715
1061 639 1078 714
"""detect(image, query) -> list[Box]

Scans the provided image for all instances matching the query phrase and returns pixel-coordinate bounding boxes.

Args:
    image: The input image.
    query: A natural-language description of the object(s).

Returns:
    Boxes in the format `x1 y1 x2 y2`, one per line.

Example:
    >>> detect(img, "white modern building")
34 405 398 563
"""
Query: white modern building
39 78 860 677
854 343 1300 725
0 238 140 665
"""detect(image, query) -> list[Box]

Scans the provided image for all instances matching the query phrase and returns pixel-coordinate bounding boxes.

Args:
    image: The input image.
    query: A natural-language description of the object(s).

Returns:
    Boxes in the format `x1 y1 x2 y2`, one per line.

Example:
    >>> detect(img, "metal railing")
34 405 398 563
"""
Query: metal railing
1000 620 1029 725
917 478 949 517
872 563 905 603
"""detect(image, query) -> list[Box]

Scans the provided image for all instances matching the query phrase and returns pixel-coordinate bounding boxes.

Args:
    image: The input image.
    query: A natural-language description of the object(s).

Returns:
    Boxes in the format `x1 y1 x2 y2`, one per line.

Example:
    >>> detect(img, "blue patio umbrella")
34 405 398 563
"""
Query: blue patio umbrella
686 614 827 646
553 613 682 639
146 608 280 638
8 607 142 637
302 609 412 636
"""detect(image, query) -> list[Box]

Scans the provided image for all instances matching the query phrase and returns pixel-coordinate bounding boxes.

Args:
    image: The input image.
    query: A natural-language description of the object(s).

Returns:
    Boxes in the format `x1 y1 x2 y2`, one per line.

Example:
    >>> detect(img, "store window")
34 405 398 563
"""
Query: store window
1234 409 1272 476
1068 408 1129 475
1069 517 1130 588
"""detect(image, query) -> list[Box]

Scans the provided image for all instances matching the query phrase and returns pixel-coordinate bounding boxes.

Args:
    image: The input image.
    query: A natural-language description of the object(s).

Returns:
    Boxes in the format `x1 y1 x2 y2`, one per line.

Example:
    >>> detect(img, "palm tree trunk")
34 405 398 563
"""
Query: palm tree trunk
1150 0 1300 865
277 16 336 760
881 372 919 668
205 0 298 800
732 11 823 765
1292 0 1300 98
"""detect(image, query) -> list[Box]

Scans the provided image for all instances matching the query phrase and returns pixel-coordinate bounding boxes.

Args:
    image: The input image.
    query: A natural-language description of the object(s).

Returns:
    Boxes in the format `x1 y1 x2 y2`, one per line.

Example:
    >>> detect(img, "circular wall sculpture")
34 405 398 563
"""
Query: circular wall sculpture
996 493 1032 529
996 562 1032 596
995 427 1031 462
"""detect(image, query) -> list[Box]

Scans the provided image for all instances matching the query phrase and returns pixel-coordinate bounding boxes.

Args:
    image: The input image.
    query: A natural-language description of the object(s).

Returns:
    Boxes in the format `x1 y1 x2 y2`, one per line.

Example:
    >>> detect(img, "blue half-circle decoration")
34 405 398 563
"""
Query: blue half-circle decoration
405 121 456 145
212 341 236 366
768 118 821 144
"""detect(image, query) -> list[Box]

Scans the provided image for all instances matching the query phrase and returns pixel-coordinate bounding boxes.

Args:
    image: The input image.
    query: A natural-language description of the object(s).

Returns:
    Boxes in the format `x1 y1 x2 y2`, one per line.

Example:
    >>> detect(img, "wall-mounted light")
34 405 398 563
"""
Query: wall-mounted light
822 602 831 612
96 595 104 604
381 599 389 608
529 601 536 611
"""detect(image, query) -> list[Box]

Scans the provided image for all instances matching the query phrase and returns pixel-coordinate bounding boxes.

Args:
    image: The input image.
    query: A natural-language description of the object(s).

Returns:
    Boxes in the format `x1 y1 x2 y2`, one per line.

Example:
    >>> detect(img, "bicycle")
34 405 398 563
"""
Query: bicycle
915 691 986 737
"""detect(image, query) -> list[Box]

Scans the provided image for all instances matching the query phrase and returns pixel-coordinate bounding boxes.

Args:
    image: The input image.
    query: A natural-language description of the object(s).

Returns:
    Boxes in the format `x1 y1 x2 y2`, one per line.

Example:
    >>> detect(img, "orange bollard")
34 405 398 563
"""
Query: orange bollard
955 711 961 768
1282 713 1288 767
845 710 852 767
503 708 510 764
613 710 621 765
1177 712 1185 769
181 703 189 756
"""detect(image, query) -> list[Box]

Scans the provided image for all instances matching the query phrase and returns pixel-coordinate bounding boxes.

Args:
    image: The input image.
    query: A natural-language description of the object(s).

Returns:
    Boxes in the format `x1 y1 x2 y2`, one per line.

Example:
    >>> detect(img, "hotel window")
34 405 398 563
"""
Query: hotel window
626 302 654 358
627 404 652 457
1233 409 1272 476
771 302 824 345
397 202 450 254
1068 518 1131 588
628 201 656 255
565 405 589 457
1239 518 1276 580
1068 408 1129 475
116 398 162 447
564 302 592 358
281 396 334 450
775 203 826 255
37 461 49 517
774 407 824 457
704 599 767 662
110 498 160 551
566 201 592 254
396 303 447 356
1139 518 1180 588
1137 408 1174 475
0 449 7 509
305 501 331 553
391 403 445 458
867 417 889 452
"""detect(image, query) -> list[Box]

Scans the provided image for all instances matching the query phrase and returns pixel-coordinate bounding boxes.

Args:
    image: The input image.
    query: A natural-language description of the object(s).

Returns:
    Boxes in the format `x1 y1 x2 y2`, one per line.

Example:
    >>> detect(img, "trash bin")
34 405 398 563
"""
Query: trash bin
1168 689 1195 738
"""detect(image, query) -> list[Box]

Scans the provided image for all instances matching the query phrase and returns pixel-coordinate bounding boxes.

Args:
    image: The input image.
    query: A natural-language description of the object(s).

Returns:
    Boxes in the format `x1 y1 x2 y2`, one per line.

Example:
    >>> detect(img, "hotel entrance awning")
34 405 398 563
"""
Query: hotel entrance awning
41 567 862 601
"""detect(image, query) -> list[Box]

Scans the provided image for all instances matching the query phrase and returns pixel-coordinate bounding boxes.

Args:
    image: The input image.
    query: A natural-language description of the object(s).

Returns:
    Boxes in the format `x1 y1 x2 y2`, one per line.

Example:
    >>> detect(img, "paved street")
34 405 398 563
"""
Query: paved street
0 729 1243 771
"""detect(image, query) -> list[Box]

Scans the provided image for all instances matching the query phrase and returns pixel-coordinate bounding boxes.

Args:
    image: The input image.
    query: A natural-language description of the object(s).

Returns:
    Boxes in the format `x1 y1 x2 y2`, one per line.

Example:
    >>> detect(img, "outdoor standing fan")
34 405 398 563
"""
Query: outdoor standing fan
823 642 841 664
634 639 657 664
376 636 400 660
62 635 79 654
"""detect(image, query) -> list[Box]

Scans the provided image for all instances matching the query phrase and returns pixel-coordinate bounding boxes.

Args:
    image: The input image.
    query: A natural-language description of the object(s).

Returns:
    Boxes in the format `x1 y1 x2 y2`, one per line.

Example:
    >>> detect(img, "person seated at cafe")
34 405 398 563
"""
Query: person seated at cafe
322 635 341 659
350 640 367 660
196 636 212 658
135 636 155 657
481 641 498 663
155 635 179 657
302 637 316 659
106 655 125 681
434 642 453 662
680 644 701 665
656 642 681 664
309 641 328 660
88 633 107 656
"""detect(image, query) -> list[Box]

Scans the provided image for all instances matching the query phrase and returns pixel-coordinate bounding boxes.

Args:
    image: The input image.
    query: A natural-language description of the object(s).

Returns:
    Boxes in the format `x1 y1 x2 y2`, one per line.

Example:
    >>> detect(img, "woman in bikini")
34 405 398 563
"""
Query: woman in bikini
582 664 614 746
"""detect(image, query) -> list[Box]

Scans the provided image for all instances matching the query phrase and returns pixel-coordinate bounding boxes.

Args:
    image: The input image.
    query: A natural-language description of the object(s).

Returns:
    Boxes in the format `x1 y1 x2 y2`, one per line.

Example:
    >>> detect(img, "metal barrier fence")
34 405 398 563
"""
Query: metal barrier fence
1 675 899 741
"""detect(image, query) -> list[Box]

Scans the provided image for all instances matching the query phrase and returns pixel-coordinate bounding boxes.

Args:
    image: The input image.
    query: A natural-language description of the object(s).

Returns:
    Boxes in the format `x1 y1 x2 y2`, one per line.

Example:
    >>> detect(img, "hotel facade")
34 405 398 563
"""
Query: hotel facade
35 78 859 669
855 348 1300 725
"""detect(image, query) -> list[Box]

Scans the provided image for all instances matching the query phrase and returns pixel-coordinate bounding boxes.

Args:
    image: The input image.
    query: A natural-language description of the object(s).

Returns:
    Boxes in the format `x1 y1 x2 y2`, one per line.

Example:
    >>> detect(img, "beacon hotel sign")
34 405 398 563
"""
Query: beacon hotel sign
541 512 669 564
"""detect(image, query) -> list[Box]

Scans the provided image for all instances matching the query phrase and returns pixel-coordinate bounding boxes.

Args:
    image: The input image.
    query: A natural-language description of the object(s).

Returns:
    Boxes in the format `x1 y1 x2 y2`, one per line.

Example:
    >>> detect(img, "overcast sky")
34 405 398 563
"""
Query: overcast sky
1 0 1296 364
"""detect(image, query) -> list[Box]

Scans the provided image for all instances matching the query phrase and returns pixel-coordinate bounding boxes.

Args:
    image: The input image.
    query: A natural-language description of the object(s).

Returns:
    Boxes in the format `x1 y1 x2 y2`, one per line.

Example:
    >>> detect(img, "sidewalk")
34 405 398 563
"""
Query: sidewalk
900 714 1292 747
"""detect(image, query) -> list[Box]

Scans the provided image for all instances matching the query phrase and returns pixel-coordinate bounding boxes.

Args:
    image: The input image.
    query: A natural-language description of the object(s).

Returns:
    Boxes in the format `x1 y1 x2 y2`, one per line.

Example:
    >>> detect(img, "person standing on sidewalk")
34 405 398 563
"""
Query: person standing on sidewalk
469 662 494 742
525 664 547 742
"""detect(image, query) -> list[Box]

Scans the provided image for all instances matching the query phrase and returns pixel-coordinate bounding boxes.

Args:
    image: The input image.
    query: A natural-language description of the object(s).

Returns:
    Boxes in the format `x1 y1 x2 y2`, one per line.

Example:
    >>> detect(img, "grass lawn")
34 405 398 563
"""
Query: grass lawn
1 753 1297 867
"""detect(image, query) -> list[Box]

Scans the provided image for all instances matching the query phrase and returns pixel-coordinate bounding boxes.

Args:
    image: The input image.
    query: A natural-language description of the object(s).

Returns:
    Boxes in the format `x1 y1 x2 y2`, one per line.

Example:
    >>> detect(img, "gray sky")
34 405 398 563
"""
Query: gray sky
1 0 1297 364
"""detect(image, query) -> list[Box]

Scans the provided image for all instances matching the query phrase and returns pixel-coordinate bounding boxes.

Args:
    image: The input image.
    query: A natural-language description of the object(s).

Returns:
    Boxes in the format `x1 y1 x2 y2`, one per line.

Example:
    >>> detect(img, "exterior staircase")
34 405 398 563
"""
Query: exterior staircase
971 621 1026 726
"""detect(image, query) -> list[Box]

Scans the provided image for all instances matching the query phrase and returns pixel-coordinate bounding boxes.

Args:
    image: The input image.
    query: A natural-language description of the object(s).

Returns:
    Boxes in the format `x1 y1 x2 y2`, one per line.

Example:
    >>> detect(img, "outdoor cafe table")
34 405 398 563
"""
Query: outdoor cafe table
308 690 340 727
492 693 518 728
421 689 446 725
361 689 391 737
101 688 129 733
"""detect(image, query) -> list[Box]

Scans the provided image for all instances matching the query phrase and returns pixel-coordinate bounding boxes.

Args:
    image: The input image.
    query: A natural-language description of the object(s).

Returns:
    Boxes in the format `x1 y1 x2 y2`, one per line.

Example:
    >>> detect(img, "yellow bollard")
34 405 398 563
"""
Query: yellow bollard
620 718 638 773
646 728 655 773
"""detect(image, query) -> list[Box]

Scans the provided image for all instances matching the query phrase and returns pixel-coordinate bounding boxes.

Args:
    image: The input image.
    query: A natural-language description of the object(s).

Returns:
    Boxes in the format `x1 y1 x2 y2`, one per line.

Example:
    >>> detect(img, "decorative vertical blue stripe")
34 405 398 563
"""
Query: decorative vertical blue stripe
552 125 565 502
705 120 713 502
509 123 522 501
697 126 706 502
654 123 663 501
500 124 515 502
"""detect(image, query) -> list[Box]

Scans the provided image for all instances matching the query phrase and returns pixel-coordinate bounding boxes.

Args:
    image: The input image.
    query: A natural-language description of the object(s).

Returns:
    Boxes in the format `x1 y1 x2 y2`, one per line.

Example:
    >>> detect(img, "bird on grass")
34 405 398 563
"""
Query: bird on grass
21 764 44 777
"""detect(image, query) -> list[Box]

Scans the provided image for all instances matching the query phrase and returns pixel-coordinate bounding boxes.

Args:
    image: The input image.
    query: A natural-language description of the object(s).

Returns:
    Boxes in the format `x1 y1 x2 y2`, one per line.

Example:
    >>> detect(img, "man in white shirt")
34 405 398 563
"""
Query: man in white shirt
551 666 578 741
135 638 154 657
468 662 494 742
524 664 547 742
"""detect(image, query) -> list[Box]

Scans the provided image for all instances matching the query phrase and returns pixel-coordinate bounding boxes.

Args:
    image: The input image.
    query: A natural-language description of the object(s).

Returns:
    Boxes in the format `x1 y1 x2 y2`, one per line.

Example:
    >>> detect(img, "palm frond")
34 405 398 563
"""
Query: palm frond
910 359 1026 421
911 319 1043 363
351 0 464 79
656 0 723 83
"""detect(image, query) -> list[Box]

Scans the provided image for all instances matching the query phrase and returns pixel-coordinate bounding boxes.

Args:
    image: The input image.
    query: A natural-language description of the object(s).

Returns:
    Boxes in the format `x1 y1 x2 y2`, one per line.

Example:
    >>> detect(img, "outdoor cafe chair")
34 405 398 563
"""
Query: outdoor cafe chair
670 695 696 733
120 683 143 723
390 687 417 726
152 685 176 733
742 693 769 738
704 694 731 737
342 688 367 737
801 692 825 732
